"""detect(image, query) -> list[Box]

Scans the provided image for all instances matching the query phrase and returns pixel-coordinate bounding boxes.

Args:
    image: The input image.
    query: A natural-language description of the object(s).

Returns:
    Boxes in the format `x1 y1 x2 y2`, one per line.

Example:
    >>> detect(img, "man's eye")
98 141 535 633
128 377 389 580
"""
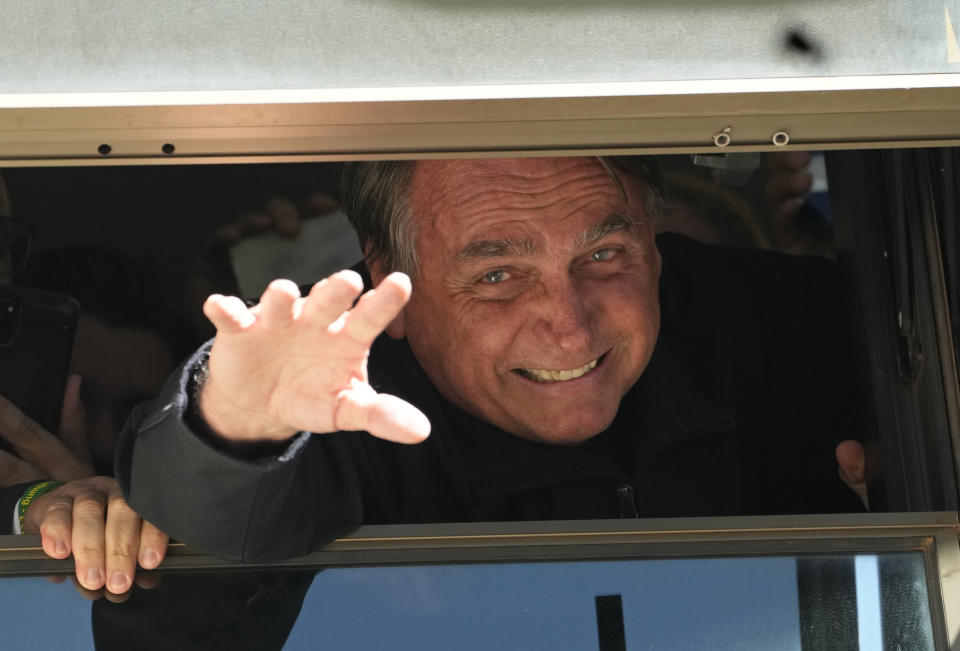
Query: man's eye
482 269 510 284
591 248 616 262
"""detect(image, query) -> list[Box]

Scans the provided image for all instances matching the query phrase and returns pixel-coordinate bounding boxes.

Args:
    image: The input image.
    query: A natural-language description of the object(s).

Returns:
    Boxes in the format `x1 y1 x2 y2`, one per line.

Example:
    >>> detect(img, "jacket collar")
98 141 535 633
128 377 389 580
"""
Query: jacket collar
364 242 736 504
435 340 736 502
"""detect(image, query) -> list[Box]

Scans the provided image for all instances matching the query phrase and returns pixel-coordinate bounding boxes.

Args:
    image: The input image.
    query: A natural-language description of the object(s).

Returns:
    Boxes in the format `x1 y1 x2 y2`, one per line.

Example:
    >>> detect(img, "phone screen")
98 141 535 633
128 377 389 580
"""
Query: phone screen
0 286 78 442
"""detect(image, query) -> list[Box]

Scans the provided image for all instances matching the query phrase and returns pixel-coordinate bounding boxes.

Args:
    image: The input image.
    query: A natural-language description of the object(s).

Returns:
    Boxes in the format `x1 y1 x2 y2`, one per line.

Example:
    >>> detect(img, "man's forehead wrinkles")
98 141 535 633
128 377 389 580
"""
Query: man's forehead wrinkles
432 166 619 213
488 166 609 189
459 183 622 228
480 174 619 209
418 159 637 262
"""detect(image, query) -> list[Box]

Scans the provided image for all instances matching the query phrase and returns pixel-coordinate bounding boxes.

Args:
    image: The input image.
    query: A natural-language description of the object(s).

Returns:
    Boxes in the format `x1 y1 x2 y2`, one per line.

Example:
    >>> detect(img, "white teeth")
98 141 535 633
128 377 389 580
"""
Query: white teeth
520 358 599 383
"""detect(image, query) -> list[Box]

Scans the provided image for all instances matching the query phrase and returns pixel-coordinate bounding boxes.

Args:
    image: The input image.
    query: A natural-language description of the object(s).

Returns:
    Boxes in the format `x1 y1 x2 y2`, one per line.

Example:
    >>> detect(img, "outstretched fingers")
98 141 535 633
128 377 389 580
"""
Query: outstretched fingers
137 520 169 571
203 294 256 333
334 380 430 444
341 272 412 344
302 270 366 327
257 279 302 327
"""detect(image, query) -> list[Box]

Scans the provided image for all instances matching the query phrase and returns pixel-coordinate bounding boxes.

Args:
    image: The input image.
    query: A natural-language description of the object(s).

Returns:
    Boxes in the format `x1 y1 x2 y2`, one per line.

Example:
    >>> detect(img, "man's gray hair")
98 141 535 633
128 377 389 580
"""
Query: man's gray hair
339 157 667 276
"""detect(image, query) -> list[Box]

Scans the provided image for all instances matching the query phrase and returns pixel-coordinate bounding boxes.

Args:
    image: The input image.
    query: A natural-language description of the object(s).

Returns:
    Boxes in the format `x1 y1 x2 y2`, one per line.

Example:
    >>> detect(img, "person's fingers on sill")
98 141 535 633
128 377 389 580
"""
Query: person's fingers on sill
70 489 108 591
33 489 74 559
137 520 169 571
103 487 143 595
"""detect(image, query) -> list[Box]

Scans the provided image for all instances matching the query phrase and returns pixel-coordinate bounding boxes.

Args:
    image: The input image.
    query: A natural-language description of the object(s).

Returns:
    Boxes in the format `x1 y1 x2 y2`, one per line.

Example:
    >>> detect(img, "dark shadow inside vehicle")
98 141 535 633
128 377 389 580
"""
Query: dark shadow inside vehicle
0 149 957 650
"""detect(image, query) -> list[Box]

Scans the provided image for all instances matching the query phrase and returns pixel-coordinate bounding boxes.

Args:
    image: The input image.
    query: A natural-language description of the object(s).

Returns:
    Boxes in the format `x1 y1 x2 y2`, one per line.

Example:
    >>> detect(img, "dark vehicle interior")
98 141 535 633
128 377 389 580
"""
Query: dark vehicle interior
2 2 960 649
0 149 956 650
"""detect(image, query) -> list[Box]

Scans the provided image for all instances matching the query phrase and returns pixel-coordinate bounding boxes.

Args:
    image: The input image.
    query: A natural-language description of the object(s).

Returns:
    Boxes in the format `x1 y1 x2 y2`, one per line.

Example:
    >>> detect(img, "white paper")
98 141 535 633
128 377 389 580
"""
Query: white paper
229 210 364 298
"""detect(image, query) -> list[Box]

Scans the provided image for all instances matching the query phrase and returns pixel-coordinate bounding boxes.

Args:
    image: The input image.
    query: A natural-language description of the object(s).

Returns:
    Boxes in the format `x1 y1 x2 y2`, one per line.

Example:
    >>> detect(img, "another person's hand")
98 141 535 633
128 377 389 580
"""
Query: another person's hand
0 376 169 594
0 375 93 486
20 476 169 595
760 152 835 258
199 270 431 445
184 194 338 335
836 439 868 509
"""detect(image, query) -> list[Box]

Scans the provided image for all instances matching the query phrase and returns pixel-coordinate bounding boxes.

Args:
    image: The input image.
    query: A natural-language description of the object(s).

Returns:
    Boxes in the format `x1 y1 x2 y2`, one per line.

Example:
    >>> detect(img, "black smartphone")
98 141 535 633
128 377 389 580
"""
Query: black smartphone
0 285 78 446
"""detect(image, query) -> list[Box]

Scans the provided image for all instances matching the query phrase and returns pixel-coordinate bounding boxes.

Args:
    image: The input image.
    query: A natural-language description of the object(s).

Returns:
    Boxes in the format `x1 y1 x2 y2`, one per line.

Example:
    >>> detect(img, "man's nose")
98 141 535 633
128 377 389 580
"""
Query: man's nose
535 276 593 353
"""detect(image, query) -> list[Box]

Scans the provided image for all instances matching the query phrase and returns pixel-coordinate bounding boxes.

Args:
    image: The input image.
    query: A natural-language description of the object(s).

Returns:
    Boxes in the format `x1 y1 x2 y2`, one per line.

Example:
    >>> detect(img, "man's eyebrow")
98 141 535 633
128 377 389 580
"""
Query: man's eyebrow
456 237 538 260
573 214 635 249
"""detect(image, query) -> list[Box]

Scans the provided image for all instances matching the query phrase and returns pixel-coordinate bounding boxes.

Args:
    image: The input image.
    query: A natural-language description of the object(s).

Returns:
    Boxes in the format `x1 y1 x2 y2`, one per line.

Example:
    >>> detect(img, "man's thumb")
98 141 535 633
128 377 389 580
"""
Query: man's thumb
335 381 431 444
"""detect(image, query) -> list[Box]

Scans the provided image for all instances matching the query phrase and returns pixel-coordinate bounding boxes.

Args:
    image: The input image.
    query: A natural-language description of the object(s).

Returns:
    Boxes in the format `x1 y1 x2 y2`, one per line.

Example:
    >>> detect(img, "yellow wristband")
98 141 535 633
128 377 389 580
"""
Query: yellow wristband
17 481 62 533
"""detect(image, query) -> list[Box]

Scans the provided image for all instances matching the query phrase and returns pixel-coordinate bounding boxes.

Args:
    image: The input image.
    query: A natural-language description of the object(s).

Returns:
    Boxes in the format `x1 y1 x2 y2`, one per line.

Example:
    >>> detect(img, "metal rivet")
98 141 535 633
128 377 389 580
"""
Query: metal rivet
97 144 112 156
713 127 732 148
772 131 790 147
161 143 175 155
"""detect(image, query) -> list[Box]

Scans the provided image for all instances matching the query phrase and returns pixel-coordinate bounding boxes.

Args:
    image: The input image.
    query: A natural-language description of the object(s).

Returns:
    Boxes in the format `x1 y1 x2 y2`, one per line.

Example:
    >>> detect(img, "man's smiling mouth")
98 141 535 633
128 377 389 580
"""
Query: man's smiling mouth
514 355 603 383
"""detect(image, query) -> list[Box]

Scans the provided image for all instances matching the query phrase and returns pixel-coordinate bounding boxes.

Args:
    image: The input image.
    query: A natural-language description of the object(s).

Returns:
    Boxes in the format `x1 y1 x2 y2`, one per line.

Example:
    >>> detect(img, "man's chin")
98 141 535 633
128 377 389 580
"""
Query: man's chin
508 411 616 446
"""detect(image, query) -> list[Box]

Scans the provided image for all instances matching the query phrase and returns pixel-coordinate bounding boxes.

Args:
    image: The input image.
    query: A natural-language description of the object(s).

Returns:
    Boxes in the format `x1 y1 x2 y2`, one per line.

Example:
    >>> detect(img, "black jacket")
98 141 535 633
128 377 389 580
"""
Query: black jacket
114 234 864 562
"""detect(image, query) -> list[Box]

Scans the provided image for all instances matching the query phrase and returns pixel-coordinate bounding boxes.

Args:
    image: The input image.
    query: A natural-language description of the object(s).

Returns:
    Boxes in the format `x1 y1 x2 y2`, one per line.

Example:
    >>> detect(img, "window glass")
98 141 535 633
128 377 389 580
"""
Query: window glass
0 551 935 650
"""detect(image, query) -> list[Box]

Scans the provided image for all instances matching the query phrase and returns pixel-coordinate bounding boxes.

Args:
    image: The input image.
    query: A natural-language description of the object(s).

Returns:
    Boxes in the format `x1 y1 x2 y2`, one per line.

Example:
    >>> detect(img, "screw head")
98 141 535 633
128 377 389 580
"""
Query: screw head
772 131 790 147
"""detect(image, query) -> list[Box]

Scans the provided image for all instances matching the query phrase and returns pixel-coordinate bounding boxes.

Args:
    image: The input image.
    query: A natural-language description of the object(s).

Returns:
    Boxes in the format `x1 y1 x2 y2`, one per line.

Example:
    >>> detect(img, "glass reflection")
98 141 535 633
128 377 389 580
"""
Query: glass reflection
0 552 935 651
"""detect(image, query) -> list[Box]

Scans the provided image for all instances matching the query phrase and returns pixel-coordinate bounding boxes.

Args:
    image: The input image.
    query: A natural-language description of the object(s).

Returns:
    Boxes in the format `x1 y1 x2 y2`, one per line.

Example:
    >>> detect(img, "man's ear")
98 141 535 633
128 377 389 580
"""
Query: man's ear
366 254 407 340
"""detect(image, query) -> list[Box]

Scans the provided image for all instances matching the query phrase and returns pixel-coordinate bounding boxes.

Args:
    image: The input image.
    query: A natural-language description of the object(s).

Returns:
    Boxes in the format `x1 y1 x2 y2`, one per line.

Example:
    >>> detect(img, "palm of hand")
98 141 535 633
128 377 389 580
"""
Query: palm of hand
201 270 430 444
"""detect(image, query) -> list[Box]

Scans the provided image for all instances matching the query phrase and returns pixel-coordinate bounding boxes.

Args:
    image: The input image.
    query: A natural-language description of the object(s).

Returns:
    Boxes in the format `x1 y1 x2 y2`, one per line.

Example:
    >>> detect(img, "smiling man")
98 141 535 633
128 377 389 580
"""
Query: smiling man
397 158 662 445
113 156 866 563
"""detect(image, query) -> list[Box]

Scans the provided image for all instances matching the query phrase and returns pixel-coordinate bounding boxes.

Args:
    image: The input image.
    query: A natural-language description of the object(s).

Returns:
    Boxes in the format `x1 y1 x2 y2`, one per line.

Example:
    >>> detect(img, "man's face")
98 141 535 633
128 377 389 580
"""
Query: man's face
388 157 662 445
